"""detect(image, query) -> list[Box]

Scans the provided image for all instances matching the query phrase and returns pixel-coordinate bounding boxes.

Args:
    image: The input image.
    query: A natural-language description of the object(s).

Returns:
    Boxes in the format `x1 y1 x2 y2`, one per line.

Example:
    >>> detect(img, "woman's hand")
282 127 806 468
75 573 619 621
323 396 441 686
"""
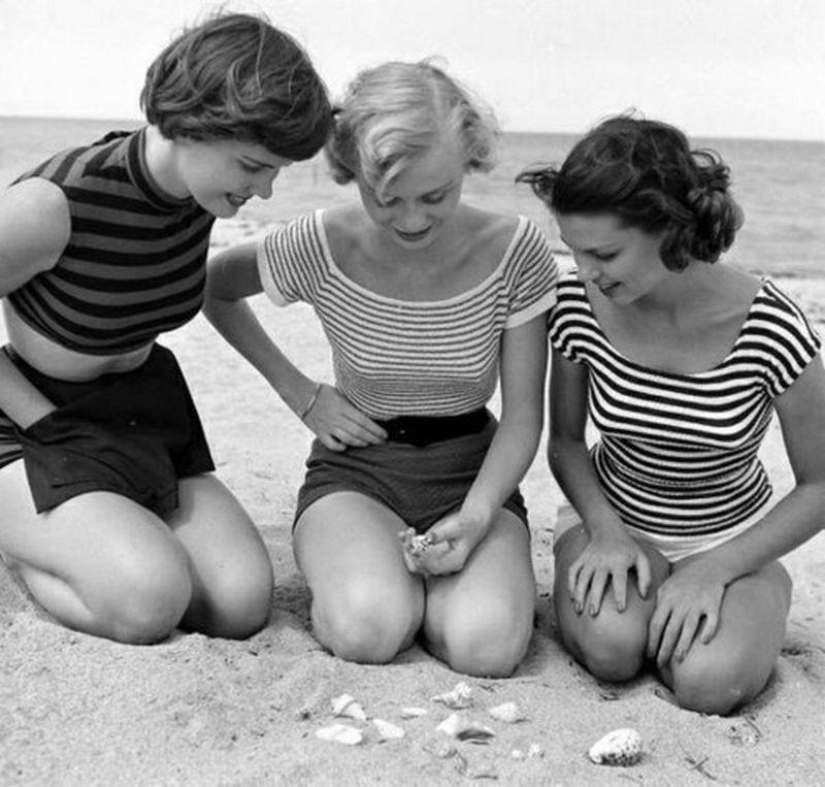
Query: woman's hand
647 558 727 667
301 383 387 451
569 531 652 616
399 511 489 577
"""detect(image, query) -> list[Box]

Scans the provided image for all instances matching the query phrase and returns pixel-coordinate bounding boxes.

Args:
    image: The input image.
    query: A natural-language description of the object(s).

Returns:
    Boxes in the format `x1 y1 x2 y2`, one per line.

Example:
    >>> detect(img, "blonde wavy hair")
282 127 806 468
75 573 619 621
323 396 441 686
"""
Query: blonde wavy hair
325 60 499 199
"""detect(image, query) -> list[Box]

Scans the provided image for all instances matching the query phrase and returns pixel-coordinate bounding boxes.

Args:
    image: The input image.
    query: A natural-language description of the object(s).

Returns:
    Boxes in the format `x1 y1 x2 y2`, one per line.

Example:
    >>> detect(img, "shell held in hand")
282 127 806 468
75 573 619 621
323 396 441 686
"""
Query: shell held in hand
588 727 643 766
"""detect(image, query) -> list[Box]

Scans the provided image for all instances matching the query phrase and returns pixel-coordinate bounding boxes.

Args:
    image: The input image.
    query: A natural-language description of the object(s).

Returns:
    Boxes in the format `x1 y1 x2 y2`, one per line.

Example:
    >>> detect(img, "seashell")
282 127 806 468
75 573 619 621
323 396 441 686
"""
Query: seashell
512 742 543 760
432 681 473 709
315 723 363 745
436 712 464 737
488 701 527 724
331 693 367 720
400 706 428 719
437 712 495 743
372 718 405 741
408 533 433 556
400 529 451 576
588 727 643 766
527 743 544 759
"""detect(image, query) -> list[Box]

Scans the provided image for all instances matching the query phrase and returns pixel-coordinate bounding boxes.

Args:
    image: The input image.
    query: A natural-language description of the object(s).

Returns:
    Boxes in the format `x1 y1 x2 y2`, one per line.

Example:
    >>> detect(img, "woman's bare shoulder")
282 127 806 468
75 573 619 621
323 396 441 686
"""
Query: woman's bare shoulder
462 205 520 237
320 204 371 256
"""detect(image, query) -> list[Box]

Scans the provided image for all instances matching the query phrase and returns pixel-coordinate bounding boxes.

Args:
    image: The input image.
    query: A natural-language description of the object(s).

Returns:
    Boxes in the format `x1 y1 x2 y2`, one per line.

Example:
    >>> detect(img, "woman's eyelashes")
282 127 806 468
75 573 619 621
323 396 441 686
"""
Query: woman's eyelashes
375 189 449 209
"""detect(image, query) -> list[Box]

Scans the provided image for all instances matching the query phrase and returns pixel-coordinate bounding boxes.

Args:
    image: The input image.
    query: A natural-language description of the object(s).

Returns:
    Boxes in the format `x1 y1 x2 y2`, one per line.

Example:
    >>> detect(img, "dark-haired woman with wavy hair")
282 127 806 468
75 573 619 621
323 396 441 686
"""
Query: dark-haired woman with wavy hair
519 115 825 714
0 13 332 644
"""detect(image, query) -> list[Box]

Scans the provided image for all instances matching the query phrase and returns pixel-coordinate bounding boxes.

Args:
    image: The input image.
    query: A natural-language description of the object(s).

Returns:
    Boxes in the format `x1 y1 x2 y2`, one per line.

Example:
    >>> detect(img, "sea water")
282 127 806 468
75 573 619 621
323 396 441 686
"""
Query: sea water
0 115 822 278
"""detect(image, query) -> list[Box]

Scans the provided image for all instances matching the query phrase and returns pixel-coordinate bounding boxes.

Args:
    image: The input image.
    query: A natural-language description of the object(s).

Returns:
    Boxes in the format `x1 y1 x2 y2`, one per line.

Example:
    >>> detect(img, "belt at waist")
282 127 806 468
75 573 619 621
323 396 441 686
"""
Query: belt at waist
375 408 491 447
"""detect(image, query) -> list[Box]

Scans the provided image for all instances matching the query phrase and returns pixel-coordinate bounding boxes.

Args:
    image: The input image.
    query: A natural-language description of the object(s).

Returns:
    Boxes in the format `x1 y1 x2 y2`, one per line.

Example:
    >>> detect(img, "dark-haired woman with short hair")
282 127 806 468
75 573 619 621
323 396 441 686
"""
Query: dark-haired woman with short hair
519 115 825 714
0 12 332 643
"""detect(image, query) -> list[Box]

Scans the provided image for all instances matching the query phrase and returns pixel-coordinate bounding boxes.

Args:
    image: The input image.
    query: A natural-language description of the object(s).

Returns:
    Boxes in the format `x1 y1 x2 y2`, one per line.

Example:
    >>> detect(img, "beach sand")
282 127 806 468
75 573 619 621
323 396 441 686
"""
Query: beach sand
1 221 823 786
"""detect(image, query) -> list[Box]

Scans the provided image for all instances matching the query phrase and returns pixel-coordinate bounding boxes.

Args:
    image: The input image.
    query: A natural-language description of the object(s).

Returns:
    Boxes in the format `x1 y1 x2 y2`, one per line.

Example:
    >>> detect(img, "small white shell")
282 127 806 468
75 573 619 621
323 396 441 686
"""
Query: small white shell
437 712 495 742
512 742 543 760
315 723 363 745
588 727 643 766
400 706 428 719
408 533 433 556
400 530 451 576
372 718 405 741
432 681 473 709
488 701 527 724
331 693 367 720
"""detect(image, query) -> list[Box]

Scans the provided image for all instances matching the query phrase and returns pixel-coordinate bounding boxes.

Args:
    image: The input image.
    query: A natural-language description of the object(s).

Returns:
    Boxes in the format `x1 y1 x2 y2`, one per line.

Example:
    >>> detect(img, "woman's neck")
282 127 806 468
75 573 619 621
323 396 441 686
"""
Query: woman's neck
142 126 188 199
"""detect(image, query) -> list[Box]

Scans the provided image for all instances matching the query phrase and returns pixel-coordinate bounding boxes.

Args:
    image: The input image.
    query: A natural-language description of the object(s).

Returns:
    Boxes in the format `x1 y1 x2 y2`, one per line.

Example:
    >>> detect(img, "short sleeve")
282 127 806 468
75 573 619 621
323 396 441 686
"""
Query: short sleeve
256 211 327 307
504 218 558 329
751 281 822 398
547 273 592 364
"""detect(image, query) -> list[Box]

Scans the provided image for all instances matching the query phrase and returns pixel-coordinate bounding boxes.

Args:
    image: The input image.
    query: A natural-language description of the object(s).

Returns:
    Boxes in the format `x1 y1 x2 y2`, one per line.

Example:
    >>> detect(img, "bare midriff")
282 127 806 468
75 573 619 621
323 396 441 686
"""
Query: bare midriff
3 300 153 382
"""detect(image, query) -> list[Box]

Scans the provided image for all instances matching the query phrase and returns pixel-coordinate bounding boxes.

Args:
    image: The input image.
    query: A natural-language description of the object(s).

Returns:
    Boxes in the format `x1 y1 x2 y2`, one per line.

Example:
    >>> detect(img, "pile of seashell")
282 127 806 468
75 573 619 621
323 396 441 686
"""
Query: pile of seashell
314 681 644 770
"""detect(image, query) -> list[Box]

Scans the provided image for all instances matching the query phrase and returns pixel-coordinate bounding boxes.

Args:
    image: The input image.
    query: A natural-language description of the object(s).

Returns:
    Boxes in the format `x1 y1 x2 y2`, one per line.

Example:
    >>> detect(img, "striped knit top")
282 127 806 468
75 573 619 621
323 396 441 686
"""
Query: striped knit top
7 128 214 354
258 210 558 419
549 273 822 537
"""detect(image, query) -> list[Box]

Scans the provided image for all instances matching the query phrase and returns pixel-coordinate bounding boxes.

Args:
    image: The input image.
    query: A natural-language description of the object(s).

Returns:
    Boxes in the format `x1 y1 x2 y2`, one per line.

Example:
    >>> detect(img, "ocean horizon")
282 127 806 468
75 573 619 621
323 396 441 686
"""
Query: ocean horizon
2 113 823 145
1 115 823 279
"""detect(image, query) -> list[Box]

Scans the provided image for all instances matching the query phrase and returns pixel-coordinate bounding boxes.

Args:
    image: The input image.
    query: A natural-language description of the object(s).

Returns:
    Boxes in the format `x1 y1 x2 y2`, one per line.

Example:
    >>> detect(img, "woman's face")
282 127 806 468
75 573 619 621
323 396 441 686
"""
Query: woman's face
357 134 466 251
555 212 668 304
171 138 293 218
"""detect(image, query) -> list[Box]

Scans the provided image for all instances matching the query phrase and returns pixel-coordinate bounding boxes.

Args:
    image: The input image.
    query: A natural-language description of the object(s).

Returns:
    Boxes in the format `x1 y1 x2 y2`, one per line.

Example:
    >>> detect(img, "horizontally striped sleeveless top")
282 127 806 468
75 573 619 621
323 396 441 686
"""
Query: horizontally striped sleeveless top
258 210 558 419
7 128 214 354
549 273 821 537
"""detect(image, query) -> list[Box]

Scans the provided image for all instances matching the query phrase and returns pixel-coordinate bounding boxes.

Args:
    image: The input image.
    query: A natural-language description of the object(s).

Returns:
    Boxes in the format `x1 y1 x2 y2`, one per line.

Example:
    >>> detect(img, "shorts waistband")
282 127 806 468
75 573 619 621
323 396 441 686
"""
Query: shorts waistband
375 408 491 448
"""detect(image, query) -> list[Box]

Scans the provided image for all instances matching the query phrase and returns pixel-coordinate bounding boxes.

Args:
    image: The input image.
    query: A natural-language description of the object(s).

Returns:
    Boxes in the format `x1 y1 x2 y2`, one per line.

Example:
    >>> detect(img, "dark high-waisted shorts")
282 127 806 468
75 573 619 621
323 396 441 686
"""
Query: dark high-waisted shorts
0 344 214 517
295 410 528 533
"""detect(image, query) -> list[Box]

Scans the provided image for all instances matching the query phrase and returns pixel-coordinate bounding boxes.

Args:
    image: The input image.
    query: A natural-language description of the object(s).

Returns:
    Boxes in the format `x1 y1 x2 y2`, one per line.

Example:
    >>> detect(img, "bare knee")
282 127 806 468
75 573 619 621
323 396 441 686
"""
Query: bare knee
212 565 274 639
580 626 647 682
557 597 648 682
668 563 791 715
439 603 533 678
313 582 421 664
553 528 665 683
669 649 769 715
668 625 783 715
184 555 274 640
97 548 193 644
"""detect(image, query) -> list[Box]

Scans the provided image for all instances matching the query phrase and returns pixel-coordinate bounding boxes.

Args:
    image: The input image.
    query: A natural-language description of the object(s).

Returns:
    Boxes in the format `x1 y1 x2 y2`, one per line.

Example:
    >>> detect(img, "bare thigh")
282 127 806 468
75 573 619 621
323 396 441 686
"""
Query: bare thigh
294 491 425 660
662 558 791 713
170 474 274 638
0 459 191 640
553 524 670 676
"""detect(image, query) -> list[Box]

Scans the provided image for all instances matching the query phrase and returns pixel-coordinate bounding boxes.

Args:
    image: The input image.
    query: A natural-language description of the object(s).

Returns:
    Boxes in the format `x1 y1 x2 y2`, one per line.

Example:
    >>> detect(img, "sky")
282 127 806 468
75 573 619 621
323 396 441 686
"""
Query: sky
0 0 823 141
